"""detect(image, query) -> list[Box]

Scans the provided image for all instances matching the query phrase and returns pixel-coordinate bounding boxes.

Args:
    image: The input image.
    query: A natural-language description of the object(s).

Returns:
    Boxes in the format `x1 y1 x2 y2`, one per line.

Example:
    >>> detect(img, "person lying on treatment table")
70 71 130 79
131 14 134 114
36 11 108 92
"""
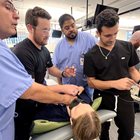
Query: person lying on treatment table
33 87 101 140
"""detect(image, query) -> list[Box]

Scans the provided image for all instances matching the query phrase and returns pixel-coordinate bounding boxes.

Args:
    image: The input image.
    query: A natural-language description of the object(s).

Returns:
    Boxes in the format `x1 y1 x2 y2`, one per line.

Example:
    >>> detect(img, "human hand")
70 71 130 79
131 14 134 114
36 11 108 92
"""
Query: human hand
63 66 76 77
62 94 77 105
114 77 137 90
62 85 84 96
77 86 84 95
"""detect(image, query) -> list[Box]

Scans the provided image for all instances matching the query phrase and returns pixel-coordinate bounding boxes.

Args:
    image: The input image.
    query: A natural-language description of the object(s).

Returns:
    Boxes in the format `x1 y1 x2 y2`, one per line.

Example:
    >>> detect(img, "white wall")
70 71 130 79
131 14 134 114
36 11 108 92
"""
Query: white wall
117 29 127 41
117 29 132 41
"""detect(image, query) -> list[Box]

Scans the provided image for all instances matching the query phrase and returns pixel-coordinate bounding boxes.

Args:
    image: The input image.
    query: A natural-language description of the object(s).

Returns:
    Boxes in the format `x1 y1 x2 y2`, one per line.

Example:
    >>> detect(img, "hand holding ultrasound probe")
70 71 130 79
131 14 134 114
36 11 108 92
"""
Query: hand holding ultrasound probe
130 83 140 102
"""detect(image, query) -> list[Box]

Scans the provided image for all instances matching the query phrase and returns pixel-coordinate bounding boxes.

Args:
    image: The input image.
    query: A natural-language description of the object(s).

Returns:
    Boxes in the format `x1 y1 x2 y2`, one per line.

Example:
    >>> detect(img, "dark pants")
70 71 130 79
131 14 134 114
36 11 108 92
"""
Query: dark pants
14 99 37 140
94 90 135 140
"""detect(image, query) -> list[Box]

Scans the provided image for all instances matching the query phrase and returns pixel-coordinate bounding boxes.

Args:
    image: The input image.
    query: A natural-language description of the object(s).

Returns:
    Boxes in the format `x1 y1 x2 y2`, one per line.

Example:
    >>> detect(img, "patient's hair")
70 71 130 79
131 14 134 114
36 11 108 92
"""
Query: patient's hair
72 111 101 140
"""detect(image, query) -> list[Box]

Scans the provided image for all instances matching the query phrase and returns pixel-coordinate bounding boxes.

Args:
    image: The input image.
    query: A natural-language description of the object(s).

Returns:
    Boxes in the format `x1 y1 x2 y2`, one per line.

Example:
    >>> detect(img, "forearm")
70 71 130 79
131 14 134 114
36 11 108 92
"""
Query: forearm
48 66 62 78
57 77 62 84
87 77 116 90
88 76 139 91
46 84 67 93
20 82 67 104
48 66 75 78
129 66 140 83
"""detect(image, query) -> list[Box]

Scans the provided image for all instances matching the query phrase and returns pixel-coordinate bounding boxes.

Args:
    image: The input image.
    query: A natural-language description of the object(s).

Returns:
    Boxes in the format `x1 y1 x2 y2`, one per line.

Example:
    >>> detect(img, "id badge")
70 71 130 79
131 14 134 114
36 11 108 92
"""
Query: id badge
80 54 84 65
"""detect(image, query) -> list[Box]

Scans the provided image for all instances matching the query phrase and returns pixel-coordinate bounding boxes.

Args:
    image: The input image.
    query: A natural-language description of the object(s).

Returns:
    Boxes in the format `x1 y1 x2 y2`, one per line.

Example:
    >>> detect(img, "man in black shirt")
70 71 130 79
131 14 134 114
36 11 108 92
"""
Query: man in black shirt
84 9 140 140
13 7 76 140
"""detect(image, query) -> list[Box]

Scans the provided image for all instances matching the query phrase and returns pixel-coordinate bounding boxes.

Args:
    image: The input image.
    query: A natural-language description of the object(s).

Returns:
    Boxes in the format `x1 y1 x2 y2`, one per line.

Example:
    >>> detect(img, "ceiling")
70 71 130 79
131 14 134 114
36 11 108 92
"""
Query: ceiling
13 0 140 32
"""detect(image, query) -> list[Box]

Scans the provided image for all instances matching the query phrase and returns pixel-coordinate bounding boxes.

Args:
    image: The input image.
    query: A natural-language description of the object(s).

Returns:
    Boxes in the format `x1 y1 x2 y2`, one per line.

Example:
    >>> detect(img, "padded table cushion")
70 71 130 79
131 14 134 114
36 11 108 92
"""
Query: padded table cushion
31 109 116 140
31 97 102 135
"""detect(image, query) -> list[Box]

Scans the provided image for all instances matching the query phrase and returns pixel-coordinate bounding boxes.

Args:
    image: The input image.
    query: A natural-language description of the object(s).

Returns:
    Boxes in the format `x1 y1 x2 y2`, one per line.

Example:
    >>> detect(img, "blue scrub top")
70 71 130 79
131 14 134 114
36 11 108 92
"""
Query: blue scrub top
53 31 97 87
0 40 33 140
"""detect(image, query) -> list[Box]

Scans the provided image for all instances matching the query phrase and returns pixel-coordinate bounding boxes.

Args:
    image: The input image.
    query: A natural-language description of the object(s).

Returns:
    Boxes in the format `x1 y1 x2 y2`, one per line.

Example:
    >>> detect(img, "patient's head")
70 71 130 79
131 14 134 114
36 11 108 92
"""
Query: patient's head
68 101 101 140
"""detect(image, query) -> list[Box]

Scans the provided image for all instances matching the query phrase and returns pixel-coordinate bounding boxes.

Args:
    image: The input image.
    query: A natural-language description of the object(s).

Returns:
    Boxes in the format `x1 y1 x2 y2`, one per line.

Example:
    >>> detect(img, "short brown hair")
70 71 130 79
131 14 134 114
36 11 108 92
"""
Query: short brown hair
72 111 101 140
25 6 51 26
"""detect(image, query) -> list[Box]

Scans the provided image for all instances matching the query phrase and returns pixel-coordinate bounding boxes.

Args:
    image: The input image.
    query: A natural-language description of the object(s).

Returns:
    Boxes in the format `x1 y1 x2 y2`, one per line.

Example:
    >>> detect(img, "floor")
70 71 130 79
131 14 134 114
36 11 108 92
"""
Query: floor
109 112 140 140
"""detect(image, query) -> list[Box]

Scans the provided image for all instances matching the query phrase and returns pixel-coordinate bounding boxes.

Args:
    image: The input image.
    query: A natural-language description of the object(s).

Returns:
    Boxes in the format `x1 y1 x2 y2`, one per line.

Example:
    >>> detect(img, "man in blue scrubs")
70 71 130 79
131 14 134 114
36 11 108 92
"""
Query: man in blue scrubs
53 14 97 100
0 1 81 140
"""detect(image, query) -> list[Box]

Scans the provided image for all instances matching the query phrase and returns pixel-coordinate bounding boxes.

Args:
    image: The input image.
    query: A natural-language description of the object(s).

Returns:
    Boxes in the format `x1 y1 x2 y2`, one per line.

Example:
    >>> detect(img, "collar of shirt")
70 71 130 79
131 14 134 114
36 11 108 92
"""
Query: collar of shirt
69 98 85 110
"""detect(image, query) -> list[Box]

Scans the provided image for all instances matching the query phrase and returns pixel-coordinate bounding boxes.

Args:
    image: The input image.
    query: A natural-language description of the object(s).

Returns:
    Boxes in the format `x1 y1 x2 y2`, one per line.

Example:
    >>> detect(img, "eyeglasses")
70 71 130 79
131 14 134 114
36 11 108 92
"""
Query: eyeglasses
41 28 51 34
3 1 19 14
33 26 51 34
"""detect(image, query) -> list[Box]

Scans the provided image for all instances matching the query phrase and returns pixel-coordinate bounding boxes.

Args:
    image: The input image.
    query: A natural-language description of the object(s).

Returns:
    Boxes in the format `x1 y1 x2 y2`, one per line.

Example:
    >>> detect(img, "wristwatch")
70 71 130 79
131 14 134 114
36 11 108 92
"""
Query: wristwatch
61 71 66 78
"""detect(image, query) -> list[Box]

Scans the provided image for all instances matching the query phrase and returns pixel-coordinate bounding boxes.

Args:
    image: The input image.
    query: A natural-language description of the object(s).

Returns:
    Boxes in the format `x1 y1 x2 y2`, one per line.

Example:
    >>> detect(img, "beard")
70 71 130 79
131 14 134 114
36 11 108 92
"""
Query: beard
33 34 47 46
67 32 77 39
